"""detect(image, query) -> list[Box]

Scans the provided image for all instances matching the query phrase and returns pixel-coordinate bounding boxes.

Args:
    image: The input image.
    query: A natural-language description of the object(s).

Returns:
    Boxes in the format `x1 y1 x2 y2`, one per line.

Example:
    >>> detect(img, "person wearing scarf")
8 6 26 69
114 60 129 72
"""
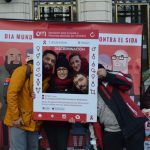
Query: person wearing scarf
44 53 72 150
97 64 147 150
72 73 103 150
72 66 147 150
42 50 57 92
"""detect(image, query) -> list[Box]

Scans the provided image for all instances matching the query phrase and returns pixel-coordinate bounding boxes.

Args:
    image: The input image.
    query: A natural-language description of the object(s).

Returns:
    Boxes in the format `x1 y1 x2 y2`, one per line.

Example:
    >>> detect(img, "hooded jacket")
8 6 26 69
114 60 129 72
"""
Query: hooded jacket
4 64 41 131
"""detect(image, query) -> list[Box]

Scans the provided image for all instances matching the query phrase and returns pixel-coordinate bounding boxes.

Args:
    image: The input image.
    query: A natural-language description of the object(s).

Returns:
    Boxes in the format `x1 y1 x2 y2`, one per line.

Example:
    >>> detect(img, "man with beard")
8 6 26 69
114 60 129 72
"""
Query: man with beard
73 73 89 94
42 50 57 92
72 73 102 150
73 65 147 150
4 49 41 150
69 53 91 149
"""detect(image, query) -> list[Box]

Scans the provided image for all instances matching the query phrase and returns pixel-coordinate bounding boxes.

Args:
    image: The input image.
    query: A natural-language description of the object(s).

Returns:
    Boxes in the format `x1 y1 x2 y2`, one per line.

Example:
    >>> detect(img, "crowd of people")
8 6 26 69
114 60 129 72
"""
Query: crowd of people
1 49 148 150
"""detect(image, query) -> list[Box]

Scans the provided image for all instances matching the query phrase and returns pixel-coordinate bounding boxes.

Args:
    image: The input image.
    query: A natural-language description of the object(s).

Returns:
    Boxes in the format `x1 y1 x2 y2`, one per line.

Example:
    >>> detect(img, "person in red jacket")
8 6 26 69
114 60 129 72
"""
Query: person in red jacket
72 64 147 150
43 52 72 150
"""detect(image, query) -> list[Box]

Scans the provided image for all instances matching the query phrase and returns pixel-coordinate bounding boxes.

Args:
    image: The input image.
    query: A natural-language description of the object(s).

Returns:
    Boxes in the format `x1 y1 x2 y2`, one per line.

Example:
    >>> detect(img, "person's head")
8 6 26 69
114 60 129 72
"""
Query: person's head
69 53 82 72
73 73 88 93
42 50 57 74
56 53 69 80
4 48 22 75
26 48 33 64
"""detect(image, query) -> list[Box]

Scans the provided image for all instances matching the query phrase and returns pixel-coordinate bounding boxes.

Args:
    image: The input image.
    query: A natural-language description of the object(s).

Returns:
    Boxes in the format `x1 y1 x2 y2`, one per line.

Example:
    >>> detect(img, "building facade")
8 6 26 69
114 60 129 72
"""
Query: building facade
0 0 112 22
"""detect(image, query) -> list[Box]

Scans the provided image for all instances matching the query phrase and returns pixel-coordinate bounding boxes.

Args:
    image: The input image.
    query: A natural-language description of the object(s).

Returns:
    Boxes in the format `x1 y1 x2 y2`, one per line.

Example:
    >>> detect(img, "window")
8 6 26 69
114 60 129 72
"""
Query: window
33 0 77 21
113 1 150 71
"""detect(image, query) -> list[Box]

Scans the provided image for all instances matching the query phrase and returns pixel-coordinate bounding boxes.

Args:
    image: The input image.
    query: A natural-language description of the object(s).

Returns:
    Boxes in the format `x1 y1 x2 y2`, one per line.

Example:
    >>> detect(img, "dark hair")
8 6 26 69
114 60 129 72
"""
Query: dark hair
72 72 87 80
72 72 88 94
43 50 57 59
69 52 81 62
56 53 69 70
98 64 105 69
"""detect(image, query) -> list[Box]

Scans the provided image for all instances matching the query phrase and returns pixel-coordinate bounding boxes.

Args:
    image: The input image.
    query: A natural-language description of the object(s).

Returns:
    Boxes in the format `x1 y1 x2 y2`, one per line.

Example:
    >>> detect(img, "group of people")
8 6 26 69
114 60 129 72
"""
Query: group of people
3 49 148 150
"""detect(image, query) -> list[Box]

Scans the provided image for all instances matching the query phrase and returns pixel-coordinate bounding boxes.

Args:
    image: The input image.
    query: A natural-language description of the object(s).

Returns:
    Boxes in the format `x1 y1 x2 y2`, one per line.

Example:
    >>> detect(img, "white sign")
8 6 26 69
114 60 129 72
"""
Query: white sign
33 29 99 122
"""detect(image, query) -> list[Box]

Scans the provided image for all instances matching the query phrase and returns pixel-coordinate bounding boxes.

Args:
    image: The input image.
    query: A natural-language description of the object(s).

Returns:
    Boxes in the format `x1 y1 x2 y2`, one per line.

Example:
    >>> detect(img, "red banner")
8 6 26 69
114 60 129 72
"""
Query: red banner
0 19 143 149
0 20 142 122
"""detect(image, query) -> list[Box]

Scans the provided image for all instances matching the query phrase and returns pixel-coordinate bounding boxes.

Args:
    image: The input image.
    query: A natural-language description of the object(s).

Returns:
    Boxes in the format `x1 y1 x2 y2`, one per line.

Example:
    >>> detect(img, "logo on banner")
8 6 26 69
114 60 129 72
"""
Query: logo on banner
51 114 54 118
90 115 94 120
36 31 46 37
38 113 42 118
62 114 67 119
90 32 95 38
75 115 80 120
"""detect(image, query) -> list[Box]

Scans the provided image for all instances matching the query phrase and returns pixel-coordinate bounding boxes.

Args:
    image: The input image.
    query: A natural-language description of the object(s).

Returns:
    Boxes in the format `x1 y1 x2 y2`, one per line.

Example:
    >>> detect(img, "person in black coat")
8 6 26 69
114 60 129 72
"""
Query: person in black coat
44 53 72 150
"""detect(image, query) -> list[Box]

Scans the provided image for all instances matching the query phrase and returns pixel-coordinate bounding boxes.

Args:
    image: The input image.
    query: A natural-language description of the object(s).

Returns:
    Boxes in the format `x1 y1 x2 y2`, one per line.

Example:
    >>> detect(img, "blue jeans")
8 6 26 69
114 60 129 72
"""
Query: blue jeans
10 127 39 150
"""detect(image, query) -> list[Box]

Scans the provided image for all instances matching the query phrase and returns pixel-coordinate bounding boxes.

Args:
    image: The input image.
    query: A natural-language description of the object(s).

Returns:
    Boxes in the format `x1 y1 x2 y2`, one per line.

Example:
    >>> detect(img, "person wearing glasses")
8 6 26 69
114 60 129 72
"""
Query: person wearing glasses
47 52 72 93
44 52 72 150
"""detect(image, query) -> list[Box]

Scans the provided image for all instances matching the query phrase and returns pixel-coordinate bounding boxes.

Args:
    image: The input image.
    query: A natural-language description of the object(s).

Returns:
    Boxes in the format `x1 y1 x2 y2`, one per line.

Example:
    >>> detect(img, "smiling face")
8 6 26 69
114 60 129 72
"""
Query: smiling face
73 74 88 93
43 53 56 73
57 67 68 80
70 55 81 72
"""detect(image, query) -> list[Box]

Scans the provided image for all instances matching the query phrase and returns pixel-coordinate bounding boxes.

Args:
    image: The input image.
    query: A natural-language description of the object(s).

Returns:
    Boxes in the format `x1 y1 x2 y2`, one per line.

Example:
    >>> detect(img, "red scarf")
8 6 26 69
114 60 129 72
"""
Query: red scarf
54 77 72 91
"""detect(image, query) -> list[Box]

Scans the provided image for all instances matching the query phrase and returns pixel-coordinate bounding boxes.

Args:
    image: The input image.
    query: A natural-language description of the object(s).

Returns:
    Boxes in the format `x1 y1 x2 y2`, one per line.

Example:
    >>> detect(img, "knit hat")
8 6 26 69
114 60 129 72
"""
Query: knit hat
56 53 69 69
98 64 105 69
